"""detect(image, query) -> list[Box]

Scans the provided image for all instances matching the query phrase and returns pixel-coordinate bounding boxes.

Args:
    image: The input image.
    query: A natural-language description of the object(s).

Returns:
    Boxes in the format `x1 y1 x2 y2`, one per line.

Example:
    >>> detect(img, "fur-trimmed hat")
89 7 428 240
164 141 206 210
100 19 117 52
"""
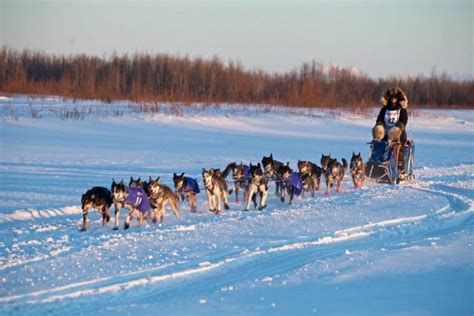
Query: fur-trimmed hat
380 87 408 109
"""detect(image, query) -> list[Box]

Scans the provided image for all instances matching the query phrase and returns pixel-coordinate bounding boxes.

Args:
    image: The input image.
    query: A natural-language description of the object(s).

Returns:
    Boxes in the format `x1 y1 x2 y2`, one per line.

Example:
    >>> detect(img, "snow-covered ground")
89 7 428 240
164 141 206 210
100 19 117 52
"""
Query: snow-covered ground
0 95 473 315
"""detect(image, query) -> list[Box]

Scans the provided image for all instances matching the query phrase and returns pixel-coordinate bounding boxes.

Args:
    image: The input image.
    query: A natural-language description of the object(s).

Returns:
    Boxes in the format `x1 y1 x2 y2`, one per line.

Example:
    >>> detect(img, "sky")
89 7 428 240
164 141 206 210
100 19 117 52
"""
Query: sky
0 0 472 79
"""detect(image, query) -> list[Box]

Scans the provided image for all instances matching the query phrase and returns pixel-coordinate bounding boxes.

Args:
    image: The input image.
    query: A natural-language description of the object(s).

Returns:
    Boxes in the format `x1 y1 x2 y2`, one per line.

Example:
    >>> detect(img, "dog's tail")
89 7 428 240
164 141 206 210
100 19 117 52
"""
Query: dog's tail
342 158 348 171
222 162 236 178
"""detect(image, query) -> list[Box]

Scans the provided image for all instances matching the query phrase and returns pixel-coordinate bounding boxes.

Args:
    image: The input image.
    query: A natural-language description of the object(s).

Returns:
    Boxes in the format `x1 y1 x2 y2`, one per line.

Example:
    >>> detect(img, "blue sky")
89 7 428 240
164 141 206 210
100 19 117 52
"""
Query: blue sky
1 0 472 78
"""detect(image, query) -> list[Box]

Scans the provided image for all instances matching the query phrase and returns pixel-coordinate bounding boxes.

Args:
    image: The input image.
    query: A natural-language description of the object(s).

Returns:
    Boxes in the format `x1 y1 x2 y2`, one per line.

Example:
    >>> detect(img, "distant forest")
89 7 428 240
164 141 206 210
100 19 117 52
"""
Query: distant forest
0 48 472 108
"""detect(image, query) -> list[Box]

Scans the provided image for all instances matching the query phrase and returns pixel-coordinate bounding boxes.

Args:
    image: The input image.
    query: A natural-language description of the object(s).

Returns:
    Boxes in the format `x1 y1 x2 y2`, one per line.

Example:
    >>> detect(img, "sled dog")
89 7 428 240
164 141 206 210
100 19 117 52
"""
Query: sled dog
223 162 251 203
280 165 304 204
111 179 150 230
173 173 199 212
81 186 113 232
148 176 180 223
350 152 365 189
320 154 347 195
261 154 286 199
297 160 322 197
202 169 231 214
245 163 268 211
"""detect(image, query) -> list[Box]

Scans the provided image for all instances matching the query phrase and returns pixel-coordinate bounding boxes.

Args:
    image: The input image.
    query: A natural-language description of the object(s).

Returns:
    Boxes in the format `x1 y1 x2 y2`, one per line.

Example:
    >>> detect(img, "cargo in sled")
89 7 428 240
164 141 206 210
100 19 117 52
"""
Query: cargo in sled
365 139 415 184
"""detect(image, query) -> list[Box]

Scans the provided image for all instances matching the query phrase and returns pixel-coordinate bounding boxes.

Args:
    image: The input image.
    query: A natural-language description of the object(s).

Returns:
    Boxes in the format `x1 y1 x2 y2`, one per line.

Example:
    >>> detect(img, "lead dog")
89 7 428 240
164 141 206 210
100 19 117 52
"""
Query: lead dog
350 152 365 189
148 176 180 223
81 186 113 232
320 154 348 196
245 163 268 211
202 168 231 214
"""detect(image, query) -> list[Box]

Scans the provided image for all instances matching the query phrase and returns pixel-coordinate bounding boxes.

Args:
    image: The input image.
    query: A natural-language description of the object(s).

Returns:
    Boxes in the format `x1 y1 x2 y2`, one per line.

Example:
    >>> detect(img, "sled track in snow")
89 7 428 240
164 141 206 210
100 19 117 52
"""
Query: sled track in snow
1 171 473 315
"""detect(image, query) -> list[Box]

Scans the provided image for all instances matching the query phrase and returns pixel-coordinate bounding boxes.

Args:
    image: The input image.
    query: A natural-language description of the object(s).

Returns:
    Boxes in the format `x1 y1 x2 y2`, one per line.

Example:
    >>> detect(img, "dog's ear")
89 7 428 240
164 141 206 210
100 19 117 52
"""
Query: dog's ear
156 176 160 183
137 177 141 183
250 162 253 168
202 168 206 173
270 153 273 159
258 163 261 168
119 179 124 186
358 152 361 157
173 173 176 177
149 176 153 182
180 172 185 177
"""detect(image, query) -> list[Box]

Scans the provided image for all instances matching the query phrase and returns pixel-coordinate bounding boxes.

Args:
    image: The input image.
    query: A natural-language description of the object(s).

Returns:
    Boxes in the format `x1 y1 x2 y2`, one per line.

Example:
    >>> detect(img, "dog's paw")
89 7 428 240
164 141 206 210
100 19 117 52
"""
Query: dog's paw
336 188 343 193
112 227 119 231
324 192 330 197
152 218 158 224
280 197 285 203
224 203 230 210
258 205 267 211
124 223 130 230
80 228 87 232
243 208 249 212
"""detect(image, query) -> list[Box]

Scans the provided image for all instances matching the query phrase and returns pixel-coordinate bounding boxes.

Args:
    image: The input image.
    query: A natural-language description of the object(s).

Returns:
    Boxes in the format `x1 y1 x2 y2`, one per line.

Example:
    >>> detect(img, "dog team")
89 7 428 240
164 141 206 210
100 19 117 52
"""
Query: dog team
80 152 366 231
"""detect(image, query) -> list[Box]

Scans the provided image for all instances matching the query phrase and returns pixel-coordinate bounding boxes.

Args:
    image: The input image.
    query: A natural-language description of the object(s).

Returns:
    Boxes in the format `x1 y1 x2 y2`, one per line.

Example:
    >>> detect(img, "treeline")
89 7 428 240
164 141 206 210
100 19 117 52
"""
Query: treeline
0 48 472 108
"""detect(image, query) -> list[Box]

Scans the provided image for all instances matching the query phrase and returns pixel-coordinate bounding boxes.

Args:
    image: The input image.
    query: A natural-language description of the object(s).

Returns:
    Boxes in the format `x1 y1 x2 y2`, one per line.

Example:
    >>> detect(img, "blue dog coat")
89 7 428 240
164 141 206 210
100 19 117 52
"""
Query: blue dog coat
286 172 303 196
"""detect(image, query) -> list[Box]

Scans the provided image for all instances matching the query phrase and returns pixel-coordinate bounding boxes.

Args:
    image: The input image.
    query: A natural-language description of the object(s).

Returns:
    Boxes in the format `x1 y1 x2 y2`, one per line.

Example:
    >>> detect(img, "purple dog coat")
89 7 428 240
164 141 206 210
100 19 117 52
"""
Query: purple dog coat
124 187 150 213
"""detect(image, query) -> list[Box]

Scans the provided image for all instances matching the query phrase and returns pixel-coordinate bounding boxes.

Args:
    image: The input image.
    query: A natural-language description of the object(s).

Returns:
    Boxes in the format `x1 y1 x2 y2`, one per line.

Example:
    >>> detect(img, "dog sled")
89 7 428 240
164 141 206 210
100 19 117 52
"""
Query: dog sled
365 139 415 184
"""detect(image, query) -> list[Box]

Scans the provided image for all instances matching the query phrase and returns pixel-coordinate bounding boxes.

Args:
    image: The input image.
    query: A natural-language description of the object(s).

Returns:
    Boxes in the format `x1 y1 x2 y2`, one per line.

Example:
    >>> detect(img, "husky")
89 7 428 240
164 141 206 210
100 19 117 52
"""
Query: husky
297 160 322 197
148 176 180 223
111 179 151 230
129 176 150 196
173 173 200 213
262 154 286 199
81 186 113 232
245 163 268 211
223 162 251 203
280 165 304 204
350 152 365 189
202 168 231 214
320 154 348 196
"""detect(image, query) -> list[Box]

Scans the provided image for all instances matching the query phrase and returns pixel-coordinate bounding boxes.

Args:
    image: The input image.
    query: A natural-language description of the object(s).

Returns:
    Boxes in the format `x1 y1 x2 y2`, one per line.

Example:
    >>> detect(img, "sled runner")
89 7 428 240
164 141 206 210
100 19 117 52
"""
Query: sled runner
365 139 415 184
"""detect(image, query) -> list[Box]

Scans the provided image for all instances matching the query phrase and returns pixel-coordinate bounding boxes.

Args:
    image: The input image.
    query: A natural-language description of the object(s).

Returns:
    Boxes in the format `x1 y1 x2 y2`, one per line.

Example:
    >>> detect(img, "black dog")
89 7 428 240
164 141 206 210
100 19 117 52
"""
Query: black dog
81 187 113 232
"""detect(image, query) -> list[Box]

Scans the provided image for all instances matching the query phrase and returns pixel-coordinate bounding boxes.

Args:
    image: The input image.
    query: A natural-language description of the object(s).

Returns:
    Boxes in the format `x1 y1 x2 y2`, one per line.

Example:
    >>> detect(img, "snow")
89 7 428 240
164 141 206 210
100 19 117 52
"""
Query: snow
0 95 473 315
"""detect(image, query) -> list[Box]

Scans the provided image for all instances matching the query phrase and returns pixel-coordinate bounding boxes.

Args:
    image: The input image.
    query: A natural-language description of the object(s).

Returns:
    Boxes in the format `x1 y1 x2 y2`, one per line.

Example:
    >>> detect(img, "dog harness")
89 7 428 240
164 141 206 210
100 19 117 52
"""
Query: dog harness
234 165 251 184
124 187 150 213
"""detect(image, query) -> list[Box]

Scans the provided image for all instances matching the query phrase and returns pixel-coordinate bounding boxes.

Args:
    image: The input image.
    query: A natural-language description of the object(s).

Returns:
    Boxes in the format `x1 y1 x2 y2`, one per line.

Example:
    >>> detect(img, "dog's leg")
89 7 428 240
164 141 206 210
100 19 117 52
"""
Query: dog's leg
258 185 268 210
105 206 111 224
223 187 230 210
138 211 144 226
288 186 294 204
81 208 88 232
235 181 240 203
324 176 330 196
245 184 256 211
206 191 214 213
280 182 286 203
124 208 136 230
216 189 223 214
171 196 181 219
113 202 122 230
189 193 197 213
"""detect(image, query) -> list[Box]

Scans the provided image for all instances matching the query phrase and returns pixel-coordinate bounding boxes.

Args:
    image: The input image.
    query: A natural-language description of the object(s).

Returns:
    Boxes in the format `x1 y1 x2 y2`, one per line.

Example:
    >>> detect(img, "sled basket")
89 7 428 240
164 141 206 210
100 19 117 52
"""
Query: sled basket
365 140 415 184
